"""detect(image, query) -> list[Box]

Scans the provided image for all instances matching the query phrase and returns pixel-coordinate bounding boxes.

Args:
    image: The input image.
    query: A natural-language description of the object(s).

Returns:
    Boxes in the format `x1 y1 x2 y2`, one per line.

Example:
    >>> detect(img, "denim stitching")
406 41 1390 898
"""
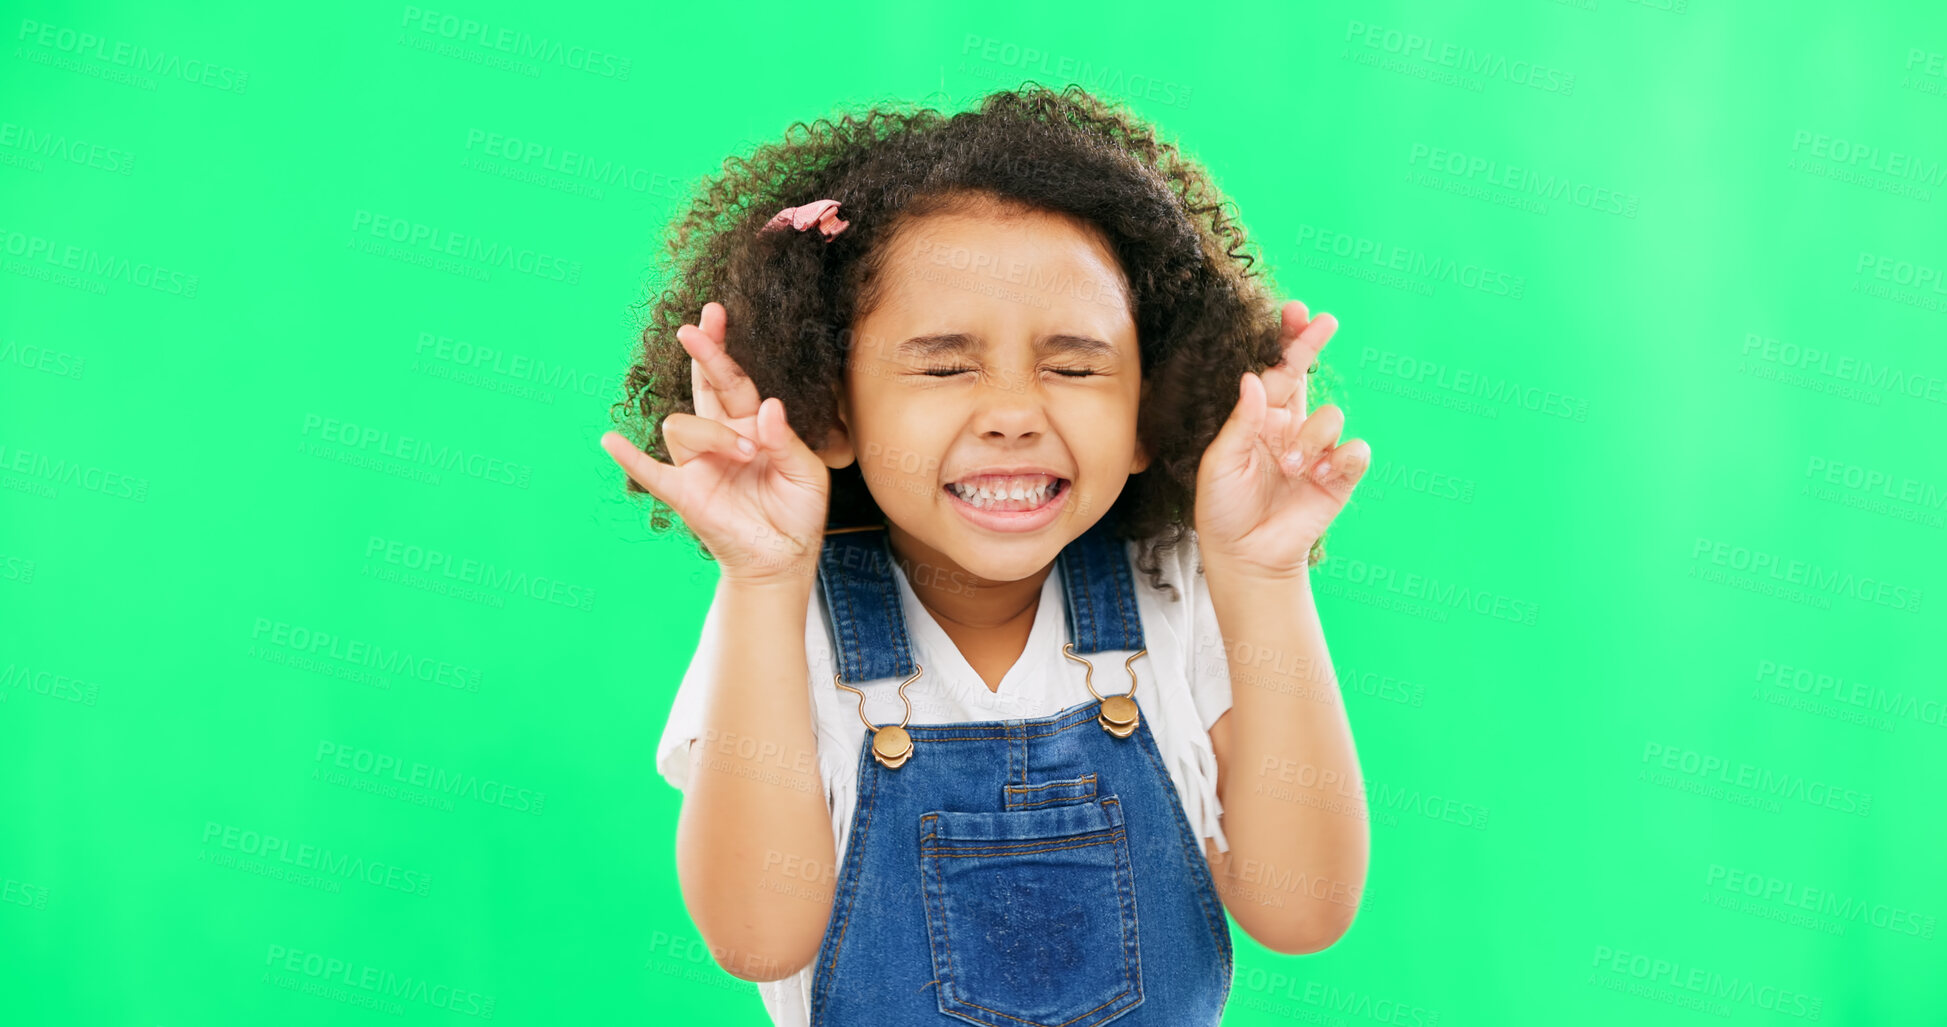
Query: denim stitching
1004 774 1099 810
1108 539 1142 649
925 829 960 1016
870 537 917 676
818 740 881 982
920 833 1123 859
893 698 1100 743
1006 794 1100 811
809 744 872 1023
1072 543 1099 652
1129 710 1231 959
1004 773 1097 795
1103 796 1143 1008
1023 720 1033 789
824 547 865 682
957 989 1132 1027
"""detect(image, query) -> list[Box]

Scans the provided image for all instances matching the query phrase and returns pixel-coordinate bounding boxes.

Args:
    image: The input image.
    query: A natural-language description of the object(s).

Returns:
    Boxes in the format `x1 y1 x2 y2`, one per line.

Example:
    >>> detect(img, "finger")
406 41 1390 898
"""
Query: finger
1212 372 1268 468
1279 404 1345 477
680 303 761 421
1277 298 1310 338
1309 437 1371 497
752 397 827 490
599 430 680 504
1261 310 1337 415
1256 301 1310 409
691 356 724 423
1261 404 1295 461
690 302 731 422
700 300 726 341
662 412 756 467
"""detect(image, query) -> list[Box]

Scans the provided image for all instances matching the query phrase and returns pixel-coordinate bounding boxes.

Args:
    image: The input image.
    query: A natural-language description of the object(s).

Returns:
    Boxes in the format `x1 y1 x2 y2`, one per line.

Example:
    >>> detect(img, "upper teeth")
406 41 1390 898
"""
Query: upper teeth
948 475 1060 507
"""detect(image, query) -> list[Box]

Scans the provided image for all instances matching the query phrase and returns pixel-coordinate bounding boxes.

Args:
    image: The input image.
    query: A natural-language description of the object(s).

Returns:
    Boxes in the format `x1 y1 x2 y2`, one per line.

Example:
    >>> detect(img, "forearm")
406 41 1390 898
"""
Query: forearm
1202 553 1369 953
676 573 836 982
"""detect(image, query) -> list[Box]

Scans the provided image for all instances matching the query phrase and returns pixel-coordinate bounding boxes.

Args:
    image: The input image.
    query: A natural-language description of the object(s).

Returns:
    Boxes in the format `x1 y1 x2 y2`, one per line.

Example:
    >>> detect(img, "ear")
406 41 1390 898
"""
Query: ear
817 384 857 469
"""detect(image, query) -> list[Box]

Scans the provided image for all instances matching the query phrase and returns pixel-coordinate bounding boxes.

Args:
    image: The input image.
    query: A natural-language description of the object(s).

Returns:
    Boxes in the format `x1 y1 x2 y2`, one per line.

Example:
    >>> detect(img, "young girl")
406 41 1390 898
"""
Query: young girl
601 84 1370 1026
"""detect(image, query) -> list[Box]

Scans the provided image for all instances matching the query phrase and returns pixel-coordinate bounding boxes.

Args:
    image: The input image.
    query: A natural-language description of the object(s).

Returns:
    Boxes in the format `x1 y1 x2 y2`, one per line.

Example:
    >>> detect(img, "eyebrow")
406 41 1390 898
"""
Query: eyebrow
891 332 1120 361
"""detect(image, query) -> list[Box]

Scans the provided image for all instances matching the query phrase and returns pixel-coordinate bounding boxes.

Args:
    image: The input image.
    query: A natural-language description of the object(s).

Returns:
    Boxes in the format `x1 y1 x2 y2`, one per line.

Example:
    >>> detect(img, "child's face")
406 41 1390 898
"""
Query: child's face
821 203 1148 585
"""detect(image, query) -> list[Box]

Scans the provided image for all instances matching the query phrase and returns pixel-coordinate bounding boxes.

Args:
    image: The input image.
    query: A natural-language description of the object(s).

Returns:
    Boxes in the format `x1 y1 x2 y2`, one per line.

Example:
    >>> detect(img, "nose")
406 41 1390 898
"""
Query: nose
969 368 1050 441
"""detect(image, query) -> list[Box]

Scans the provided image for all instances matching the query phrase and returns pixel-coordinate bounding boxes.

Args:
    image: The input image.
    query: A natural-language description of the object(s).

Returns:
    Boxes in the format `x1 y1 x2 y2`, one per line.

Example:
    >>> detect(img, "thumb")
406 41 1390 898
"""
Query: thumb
1208 372 1267 470
753 397 828 487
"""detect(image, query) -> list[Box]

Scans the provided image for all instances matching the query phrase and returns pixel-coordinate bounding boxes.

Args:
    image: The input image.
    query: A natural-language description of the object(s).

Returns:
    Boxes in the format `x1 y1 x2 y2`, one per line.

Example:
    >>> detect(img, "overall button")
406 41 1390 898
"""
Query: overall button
870 725 913 768
1098 696 1139 738
1062 644 1147 740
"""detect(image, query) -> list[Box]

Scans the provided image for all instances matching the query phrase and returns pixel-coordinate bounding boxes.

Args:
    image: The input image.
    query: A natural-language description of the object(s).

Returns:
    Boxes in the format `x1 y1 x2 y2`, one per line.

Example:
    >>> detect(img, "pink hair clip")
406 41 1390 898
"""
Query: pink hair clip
759 198 850 241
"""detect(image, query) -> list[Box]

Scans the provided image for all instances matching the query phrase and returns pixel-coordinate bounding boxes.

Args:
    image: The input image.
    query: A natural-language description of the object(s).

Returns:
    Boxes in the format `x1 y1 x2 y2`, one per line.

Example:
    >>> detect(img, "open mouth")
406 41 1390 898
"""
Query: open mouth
942 474 1070 513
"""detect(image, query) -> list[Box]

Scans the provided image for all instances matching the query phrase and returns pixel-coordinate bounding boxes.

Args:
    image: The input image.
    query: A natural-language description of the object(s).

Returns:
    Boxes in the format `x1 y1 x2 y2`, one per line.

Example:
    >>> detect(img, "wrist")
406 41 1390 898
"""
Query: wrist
719 564 821 595
1198 543 1318 588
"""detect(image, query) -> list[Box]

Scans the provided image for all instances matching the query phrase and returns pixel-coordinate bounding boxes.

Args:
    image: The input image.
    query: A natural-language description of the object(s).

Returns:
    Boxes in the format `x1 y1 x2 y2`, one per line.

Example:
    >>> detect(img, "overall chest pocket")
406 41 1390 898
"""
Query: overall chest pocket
918 796 1143 1027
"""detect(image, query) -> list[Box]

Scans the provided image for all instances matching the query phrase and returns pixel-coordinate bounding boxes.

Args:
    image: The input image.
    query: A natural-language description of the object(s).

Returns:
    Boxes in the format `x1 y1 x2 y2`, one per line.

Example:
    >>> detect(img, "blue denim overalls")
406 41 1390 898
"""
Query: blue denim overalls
807 519 1234 1026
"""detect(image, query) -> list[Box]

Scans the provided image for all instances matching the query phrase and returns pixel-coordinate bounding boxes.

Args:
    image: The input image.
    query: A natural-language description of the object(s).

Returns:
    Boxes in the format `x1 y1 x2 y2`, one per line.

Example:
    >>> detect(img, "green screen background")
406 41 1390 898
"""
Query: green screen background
4 0 1943 1023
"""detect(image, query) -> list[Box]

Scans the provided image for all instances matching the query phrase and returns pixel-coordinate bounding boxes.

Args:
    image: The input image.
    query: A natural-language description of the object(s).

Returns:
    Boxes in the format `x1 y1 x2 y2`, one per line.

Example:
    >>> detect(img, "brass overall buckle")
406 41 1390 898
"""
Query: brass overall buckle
1061 643 1146 738
835 665 922 769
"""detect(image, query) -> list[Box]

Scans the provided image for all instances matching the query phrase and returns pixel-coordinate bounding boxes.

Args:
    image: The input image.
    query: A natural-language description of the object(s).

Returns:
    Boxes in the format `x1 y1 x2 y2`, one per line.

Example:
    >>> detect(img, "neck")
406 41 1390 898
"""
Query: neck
883 524 1052 632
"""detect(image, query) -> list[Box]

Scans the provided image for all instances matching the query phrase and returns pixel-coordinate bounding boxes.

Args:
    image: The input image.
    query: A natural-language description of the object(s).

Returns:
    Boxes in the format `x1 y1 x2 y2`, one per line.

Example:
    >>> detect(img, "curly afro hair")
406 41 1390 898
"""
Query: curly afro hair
611 82 1339 597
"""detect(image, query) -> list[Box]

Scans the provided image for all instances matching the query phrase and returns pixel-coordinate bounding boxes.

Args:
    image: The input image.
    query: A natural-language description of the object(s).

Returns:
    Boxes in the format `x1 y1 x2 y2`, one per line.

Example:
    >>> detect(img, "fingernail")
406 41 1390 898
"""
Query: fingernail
1315 460 1332 479
738 438 755 455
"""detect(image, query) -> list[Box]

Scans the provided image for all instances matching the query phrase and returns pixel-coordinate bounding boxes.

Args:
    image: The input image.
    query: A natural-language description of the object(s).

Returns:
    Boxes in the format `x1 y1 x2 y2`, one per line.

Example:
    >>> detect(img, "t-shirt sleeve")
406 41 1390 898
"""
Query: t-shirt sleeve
1181 532 1234 732
654 619 715 795
654 583 830 798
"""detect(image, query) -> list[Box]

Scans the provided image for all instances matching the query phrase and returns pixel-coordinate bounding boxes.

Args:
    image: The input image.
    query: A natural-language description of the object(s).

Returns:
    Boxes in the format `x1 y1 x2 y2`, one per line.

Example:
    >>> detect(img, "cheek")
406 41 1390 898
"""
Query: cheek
1057 395 1141 456
855 404 951 486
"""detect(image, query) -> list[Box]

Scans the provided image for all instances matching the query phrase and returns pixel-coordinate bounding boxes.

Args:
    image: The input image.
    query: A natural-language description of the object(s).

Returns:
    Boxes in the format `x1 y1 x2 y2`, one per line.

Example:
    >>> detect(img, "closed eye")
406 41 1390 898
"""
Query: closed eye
916 365 1105 378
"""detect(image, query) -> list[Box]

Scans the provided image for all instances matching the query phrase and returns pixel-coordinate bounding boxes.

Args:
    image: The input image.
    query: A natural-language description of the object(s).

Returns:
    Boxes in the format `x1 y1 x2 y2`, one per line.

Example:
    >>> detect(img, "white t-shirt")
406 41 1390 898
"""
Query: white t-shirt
655 530 1236 1027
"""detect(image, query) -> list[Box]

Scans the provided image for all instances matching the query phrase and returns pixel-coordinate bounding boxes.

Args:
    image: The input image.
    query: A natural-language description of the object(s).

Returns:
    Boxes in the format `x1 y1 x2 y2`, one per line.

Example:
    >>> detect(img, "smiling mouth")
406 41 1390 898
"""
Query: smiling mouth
942 475 1070 512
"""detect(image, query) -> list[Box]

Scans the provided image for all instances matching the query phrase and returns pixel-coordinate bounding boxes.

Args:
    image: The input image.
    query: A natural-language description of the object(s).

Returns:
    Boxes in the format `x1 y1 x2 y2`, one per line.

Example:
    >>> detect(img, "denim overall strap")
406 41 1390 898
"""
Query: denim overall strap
1057 518 1146 656
816 526 918 684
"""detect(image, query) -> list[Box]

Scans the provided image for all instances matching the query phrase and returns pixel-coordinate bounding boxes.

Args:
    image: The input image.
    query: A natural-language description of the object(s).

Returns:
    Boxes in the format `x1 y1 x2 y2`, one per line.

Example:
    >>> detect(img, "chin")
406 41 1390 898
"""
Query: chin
935 536 1069 585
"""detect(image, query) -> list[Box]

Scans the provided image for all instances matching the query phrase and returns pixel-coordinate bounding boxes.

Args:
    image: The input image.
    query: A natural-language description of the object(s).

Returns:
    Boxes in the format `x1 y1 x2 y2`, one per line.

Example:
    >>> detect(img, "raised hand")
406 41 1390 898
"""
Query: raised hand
600 301 832 585
1194 300 1370 579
